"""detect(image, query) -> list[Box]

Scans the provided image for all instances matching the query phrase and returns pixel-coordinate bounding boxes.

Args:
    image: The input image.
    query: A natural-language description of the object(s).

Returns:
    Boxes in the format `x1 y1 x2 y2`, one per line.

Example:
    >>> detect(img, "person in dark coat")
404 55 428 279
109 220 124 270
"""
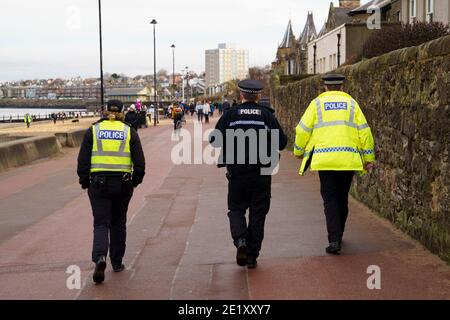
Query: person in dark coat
125 105 140 131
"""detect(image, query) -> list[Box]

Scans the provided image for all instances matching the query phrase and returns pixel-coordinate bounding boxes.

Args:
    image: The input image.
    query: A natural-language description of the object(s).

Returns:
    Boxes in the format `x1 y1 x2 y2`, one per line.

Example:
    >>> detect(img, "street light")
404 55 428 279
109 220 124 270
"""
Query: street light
171 44 176 97
182 66 188 103
185 66 189 101
150 19 158 126
98 0 105 111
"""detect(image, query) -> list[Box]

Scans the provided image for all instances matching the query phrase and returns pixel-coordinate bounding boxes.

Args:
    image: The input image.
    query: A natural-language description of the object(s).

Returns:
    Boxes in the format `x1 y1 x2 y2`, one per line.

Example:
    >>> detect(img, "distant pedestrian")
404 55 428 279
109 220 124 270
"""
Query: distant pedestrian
52 113 57 124
210 102 215 117
196 102 204 123
125 105 140 131
149 104 155 124
203 101 211 124
189 103 196 116
172 101 184 131
136 99 142 112
24 114 32 128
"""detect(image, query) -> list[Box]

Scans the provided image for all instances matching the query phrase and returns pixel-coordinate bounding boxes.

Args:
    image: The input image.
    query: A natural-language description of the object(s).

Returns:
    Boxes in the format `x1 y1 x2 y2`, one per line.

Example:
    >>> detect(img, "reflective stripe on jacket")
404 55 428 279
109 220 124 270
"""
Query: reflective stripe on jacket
90 120 132 173
294 91 375 175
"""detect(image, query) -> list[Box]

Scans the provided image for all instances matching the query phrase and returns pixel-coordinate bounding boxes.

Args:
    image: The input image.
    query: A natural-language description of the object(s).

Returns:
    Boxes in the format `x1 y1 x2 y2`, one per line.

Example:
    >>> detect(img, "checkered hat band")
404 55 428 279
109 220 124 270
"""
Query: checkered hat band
324 80 344 85
240 88 262 94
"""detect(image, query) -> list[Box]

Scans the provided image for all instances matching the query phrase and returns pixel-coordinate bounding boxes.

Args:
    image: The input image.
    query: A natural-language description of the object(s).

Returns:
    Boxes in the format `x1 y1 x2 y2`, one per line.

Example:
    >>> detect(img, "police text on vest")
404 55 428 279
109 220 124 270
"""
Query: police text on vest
324 102 348 111
98 130 125 140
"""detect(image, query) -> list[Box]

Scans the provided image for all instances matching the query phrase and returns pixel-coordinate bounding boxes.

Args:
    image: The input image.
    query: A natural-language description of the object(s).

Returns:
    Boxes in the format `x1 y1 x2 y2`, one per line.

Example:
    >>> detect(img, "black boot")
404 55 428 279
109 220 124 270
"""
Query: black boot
93 256 107 284
236 238 247 267
247 256 258 269
326 242 342 254
112 263 125 273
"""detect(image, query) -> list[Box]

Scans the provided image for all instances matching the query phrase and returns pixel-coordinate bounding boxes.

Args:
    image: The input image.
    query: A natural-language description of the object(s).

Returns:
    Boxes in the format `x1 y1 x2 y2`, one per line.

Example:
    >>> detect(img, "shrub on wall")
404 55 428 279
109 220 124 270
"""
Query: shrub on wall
361 22 450 59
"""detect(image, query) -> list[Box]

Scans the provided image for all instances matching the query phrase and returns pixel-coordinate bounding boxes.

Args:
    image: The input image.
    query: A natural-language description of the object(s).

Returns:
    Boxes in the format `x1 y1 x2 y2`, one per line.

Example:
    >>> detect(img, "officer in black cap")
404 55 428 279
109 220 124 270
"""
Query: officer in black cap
210 80 287 269
77 99 146 283
294 73 375 255
322 73 346 85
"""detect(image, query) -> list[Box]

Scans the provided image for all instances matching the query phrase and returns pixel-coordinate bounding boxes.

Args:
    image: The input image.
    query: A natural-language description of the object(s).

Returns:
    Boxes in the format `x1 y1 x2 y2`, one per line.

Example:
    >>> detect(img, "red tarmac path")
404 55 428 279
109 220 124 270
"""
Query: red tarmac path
0 117 449 300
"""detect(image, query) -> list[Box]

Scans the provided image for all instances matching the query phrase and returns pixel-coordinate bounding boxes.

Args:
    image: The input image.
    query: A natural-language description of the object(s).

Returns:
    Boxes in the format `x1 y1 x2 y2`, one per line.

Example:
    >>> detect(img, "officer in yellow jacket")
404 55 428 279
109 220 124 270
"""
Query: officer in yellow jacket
77 100 145 284
294 74 375 254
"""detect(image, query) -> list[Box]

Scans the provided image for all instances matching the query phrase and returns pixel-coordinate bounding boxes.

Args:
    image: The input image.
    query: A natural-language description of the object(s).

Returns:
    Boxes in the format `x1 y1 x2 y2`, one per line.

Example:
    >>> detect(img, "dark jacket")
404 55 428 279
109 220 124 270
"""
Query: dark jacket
222 101 231 113
210 101 288 170
125 111 140 131
77 119 146 188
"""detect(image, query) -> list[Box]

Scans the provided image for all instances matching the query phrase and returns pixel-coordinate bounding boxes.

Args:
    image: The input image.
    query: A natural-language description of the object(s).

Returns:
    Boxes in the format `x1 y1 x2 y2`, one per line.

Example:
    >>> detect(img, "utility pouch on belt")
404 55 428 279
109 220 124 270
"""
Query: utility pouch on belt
94 176 107 192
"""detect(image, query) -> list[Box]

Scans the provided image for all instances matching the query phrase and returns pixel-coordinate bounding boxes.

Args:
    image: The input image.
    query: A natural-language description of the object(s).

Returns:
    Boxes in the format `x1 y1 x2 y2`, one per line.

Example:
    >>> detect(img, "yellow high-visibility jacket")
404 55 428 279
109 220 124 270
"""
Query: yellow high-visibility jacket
294 91 375 175
90 120 133 173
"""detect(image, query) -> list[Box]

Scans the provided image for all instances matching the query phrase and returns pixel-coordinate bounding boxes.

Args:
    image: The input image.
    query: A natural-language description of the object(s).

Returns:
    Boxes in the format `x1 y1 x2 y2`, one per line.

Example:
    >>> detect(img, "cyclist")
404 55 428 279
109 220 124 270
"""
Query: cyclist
172 101 185 131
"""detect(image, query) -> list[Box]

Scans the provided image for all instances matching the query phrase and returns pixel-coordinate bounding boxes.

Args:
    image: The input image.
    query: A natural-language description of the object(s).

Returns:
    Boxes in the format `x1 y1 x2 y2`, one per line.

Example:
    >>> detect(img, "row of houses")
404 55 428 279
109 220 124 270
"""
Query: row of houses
0 80 207 103
273 0 450 75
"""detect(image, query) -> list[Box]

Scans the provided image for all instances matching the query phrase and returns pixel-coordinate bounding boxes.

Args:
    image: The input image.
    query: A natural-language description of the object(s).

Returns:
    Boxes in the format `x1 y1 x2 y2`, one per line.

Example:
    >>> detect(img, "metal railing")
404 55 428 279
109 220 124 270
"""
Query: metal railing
0 111 99 123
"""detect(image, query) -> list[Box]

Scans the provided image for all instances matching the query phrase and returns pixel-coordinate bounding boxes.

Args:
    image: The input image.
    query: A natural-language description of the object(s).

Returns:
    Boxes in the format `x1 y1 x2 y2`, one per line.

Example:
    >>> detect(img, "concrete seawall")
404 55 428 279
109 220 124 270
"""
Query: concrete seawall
0 129 87 173
55 128 87 148
0 136 62 173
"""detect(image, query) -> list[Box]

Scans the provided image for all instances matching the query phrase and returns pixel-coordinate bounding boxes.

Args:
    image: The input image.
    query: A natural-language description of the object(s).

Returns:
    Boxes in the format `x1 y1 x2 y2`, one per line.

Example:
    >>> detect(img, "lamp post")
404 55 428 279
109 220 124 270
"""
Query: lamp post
171 44 176 98
181 69 185 103
98 0 105 110
150 19 158 126
185 66 189 101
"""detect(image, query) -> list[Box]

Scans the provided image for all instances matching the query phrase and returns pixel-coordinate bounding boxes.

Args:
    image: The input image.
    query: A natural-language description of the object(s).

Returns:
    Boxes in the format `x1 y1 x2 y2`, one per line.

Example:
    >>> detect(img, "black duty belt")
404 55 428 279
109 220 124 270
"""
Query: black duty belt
91 172 132 182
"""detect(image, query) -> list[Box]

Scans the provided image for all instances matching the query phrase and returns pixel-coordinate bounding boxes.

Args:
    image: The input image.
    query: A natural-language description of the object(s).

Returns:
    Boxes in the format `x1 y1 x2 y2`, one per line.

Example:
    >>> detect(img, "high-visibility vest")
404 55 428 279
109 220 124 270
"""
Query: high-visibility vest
294 91 375 175
90 120 132 173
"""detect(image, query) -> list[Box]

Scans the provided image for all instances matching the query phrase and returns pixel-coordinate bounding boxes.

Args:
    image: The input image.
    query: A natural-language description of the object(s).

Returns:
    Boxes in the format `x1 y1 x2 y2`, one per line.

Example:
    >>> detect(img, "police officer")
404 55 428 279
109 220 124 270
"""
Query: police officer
294 74 375 254
210 80 287 268
77 99 146 284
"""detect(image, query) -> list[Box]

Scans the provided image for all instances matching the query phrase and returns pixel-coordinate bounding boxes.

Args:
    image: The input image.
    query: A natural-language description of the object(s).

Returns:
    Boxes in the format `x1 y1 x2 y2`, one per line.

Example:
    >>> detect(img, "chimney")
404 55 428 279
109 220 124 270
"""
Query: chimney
339 0 361 9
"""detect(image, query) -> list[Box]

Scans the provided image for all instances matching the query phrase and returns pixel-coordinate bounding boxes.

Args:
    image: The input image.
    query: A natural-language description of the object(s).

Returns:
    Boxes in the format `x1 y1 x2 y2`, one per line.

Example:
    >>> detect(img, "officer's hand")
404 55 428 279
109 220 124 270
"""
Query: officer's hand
364 162 375 171
81 183 90 190
295 154 302 160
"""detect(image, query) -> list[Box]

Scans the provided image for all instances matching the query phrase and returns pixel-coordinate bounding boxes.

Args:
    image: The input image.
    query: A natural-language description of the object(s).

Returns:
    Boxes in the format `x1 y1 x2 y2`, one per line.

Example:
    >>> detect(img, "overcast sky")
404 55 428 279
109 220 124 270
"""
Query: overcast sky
0 0 370 81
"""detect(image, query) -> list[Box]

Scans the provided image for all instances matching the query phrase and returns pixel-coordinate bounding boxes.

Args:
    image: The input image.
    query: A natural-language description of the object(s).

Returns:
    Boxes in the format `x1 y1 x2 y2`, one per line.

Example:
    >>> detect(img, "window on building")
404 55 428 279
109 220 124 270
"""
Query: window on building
409 0 417 23
426 0 434 22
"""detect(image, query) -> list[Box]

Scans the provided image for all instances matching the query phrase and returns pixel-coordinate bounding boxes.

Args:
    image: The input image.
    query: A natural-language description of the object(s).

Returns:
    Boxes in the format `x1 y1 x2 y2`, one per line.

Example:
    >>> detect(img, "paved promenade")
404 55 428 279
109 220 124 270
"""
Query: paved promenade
0 117 449 299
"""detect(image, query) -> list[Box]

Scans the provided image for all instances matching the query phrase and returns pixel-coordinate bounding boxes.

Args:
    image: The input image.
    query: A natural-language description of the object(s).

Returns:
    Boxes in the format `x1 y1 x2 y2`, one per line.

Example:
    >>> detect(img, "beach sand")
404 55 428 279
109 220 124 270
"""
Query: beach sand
0 116 175 135
0 118 99 135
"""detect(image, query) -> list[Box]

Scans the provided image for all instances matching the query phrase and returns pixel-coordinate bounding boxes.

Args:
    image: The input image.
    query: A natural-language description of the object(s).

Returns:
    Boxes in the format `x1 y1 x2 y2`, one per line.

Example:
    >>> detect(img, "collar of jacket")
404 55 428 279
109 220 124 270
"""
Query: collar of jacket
319 91 353 99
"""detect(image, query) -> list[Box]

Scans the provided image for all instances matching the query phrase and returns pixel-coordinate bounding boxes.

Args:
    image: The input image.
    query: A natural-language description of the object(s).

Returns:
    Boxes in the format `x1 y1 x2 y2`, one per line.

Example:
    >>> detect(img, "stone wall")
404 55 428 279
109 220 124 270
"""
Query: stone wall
271 35 450 263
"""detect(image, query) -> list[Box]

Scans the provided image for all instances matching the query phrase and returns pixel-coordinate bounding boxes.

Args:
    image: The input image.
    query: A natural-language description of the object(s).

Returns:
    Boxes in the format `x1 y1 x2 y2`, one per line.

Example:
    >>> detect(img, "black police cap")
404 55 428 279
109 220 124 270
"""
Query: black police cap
322 73 346 85
238 79 264 94
106 99 124 113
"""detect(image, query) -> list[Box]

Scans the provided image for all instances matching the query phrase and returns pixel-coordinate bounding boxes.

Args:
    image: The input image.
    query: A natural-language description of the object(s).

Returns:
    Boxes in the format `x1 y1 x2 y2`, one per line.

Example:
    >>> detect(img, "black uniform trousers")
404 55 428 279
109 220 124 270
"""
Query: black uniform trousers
88 175 134 264
318 171 354 243
227 166 271 258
